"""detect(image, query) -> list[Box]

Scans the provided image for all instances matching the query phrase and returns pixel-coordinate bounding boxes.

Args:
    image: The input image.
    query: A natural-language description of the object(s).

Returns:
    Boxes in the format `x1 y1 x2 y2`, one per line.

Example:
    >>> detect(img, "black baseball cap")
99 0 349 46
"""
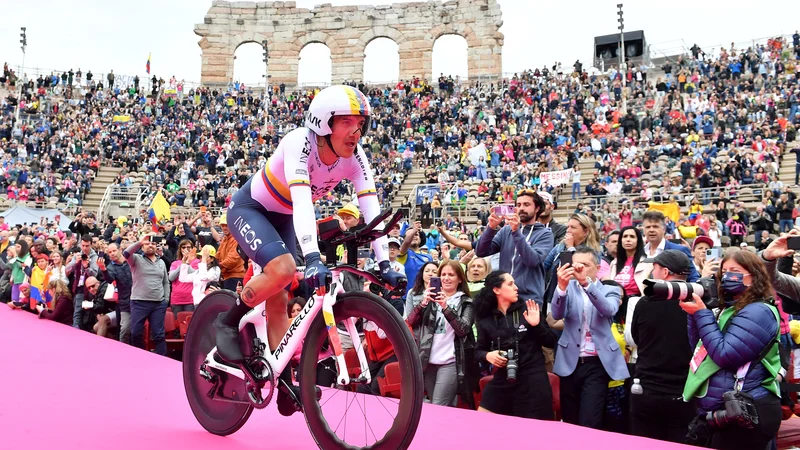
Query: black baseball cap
643 250 692 276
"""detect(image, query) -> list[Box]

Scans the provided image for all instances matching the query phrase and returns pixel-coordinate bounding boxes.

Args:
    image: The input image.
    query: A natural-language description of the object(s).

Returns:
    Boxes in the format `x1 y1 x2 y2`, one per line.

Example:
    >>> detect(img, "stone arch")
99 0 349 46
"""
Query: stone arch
357 26 407 49
230 30 269 54
426 24 481 48
294 31 342 56
196 0 504 87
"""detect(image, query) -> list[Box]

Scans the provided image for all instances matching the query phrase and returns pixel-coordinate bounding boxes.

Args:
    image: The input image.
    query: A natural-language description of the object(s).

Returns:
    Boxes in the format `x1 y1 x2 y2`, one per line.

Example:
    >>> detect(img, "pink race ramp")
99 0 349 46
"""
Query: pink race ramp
0 306 689 449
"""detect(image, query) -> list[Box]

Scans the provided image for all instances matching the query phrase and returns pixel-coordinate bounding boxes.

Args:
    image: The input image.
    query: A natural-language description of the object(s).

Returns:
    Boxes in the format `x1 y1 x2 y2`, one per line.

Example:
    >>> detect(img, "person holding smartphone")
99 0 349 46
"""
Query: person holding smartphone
405 261 477 408
124 233 171 356
475 189 553 308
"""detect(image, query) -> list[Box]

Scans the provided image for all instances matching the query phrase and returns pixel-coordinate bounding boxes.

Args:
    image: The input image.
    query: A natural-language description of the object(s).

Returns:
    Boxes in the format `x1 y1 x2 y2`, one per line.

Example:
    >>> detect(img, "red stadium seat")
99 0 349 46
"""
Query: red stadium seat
165 310 184 352
380 362 402 399
548 372 561 421
176 312 193 338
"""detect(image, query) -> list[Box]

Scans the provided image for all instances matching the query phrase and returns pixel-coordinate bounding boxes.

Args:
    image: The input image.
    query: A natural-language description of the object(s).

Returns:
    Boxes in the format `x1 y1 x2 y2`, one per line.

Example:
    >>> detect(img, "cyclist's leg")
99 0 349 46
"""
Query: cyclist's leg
214 180 296 363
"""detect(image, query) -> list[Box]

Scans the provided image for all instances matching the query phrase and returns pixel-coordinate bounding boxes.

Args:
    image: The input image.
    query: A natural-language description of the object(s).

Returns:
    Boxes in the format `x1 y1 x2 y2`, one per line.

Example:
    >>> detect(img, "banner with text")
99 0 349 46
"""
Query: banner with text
540 169 573 186
415 184 441 205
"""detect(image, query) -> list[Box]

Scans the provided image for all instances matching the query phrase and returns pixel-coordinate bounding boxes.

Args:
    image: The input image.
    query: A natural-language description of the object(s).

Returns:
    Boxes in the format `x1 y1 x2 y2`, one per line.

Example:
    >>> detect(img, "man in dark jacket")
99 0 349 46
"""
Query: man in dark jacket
69 211 102 239
78 276 112 333
475 190 554 305
626 250 696 443
67 239 99 328
97 243 133 344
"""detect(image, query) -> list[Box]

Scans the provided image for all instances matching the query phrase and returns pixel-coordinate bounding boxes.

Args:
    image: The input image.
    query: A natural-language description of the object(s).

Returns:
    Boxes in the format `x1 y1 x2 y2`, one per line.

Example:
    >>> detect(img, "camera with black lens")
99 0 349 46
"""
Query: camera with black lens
705 390 759 429
642 276 719 309
499 349 519 384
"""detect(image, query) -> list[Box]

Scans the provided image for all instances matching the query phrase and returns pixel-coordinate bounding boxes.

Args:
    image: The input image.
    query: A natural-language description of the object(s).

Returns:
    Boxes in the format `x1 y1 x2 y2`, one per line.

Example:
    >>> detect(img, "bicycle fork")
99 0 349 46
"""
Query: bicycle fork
321 280 372 386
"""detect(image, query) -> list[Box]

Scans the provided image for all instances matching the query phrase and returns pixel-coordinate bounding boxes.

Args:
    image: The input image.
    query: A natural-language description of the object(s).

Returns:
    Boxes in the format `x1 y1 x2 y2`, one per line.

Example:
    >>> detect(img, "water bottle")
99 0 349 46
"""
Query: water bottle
631 378 643 395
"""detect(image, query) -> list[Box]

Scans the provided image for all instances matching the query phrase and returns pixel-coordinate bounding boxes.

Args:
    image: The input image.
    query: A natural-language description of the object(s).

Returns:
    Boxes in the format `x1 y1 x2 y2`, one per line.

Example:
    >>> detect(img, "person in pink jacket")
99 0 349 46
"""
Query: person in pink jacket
168 239 199 313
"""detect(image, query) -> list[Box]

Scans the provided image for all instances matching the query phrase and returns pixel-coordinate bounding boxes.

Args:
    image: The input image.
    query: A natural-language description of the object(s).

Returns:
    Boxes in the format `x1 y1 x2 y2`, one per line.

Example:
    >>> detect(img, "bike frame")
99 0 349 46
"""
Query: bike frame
203 267 374 389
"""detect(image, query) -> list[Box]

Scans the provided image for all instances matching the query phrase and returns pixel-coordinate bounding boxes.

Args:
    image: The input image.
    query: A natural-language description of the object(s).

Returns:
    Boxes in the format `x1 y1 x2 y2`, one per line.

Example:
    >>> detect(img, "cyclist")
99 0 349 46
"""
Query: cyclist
213 85 406 416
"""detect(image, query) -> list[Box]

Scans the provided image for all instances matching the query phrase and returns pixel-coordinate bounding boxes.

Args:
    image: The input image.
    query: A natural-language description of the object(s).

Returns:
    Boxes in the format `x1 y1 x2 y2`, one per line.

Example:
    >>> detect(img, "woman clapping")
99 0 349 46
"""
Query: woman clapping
475 271 556 419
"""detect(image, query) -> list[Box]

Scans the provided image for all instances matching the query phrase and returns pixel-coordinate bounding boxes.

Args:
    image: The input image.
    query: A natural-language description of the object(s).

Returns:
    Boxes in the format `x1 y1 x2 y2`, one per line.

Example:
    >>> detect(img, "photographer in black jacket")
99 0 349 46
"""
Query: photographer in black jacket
627 250 696 443
474 270 556 419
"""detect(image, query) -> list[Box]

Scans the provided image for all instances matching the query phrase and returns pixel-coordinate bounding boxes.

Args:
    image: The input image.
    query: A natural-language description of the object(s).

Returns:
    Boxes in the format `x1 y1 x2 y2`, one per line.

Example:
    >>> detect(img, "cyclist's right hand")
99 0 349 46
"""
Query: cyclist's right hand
303 252 330 289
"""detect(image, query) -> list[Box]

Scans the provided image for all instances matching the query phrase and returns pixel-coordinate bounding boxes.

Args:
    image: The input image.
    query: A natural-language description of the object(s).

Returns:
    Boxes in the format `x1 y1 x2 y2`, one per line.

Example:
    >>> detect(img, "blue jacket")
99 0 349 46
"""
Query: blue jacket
688 303 779 413
664 241 701 282
551 279 629 381
475 223 553 305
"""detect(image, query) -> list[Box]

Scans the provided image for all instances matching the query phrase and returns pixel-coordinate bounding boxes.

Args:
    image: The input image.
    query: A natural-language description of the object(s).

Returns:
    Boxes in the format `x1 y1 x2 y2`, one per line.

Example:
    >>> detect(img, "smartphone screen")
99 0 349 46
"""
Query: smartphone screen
491 204 512 217
788 237 800 251
706 247 722 261
559 251 574 267
429 277 442 295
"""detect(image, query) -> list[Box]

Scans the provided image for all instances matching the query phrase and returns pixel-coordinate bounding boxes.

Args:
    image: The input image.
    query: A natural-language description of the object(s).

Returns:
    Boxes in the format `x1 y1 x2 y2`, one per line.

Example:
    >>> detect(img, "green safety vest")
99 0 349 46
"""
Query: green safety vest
682 304 781 402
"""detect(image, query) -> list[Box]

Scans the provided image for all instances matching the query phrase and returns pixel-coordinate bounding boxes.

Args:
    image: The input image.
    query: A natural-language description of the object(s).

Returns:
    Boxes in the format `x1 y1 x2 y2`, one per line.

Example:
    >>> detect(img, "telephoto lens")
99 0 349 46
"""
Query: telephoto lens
505 349 518 383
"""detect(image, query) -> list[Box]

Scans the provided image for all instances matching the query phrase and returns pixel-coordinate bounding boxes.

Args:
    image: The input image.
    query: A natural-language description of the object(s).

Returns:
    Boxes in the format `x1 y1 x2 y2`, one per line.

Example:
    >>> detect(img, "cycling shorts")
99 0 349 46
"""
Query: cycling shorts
227 178 296 269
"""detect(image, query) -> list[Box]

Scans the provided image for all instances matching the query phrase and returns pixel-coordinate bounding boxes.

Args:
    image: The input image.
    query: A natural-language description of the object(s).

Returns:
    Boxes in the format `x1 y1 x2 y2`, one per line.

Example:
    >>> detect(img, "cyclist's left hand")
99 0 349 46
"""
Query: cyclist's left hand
378 261 406 289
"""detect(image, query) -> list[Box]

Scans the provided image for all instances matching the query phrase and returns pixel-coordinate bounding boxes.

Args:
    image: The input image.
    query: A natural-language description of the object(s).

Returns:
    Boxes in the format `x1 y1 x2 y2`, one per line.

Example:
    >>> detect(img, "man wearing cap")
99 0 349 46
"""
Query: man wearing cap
335 203 361 230
387 238 405 275
536 191 567 244
626 250 696 443
690 235 714 275
216 214 246 292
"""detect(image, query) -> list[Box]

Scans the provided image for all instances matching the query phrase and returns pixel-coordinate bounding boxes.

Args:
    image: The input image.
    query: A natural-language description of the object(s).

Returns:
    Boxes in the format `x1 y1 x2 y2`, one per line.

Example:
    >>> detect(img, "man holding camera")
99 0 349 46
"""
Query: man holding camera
475 190 553 306
68 210 101 239
551 246 628 429
626 250 696 443
67 236 99 328
124 233 171 356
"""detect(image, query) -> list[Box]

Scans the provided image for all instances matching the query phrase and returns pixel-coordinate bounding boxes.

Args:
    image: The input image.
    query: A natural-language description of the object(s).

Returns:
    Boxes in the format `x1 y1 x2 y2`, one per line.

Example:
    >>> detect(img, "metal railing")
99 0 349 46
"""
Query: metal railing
554 183 771 207
97 185 149 218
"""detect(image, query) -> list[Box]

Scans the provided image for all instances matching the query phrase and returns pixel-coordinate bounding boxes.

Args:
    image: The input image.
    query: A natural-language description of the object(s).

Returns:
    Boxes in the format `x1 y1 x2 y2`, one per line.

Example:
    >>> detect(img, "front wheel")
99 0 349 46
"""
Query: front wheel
299 291 423 450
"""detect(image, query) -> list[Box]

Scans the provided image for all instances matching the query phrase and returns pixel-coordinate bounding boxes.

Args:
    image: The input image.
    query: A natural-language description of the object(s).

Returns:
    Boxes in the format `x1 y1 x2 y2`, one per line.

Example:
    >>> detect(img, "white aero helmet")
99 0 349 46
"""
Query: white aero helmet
304 85 372 137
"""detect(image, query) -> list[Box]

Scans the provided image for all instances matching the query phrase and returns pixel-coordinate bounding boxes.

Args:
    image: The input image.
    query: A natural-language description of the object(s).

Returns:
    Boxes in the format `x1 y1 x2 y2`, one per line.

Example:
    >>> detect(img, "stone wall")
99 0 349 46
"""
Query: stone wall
194 0 503 87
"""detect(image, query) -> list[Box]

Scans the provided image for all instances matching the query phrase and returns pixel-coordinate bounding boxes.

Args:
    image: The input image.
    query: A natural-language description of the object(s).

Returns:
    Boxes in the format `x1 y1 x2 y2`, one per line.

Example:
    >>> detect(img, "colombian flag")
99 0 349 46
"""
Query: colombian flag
147 191 171 232
146 53 151 75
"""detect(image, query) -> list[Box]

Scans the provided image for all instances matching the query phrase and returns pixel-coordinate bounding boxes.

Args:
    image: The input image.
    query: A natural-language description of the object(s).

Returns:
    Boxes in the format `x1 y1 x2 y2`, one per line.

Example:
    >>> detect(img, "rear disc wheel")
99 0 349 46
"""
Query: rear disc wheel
183 290 253 436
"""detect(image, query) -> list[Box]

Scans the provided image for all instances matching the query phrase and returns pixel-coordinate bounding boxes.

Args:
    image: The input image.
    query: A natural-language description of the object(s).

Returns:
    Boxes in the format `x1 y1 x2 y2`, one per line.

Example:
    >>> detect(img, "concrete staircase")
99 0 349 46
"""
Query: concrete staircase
83 166 123 214
553 158 597 223
390 167 426 216
779 147 797 187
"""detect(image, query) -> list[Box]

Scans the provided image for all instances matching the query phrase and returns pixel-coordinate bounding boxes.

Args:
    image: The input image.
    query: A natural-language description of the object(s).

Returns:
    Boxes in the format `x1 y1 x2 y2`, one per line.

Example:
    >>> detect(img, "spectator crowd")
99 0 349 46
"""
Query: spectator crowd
3 31 800 450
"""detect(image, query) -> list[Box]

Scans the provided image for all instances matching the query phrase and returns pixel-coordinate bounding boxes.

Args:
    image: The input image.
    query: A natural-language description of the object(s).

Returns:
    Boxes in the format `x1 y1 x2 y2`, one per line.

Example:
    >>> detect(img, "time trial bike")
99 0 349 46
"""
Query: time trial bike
183 209 424 449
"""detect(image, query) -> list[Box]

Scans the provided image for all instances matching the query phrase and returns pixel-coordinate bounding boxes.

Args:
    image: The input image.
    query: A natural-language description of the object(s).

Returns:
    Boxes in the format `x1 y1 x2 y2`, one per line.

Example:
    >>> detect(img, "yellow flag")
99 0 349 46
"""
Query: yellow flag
147 192 171 231
647 201 680 223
